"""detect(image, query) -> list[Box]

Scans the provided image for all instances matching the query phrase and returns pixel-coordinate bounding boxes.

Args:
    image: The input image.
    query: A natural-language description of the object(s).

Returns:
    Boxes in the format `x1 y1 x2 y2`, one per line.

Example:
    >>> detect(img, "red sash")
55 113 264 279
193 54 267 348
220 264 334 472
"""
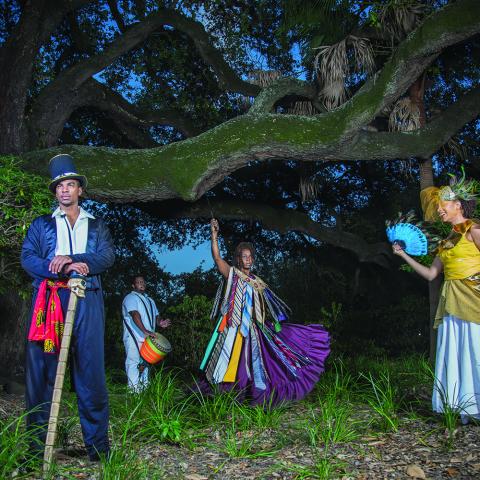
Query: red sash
28 279 68 354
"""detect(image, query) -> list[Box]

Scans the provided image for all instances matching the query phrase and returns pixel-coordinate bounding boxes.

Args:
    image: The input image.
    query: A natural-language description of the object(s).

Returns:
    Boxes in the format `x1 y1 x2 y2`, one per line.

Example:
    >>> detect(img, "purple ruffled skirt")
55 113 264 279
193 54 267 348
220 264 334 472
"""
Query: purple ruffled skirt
198 322 330 406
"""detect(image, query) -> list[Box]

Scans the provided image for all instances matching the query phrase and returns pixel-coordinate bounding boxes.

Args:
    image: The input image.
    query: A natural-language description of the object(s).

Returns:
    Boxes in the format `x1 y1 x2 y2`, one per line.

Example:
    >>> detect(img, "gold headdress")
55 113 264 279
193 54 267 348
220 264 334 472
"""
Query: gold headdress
420 167 478 222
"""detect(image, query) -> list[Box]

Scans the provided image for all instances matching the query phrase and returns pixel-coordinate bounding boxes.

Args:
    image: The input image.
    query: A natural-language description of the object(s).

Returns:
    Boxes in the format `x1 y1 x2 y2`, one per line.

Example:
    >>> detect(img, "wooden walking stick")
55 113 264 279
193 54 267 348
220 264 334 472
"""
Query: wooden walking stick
43 276 86 477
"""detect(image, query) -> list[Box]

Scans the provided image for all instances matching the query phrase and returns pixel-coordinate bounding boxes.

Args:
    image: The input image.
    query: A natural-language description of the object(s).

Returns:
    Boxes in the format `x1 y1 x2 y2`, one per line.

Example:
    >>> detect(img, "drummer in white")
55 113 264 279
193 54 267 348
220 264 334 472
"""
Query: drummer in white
122 275 170 392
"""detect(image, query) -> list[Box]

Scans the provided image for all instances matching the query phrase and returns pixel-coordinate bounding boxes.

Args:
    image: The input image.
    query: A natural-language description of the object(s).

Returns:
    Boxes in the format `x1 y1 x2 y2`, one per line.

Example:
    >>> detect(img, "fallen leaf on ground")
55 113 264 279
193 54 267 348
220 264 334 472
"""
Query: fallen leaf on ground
406 464 426 479
446 467 460 477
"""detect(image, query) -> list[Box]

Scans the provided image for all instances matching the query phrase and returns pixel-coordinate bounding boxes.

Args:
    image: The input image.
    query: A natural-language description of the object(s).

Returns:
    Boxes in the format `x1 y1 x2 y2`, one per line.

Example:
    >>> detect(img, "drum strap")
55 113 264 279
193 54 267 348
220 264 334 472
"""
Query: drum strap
123 317 142 354
133 292 155 331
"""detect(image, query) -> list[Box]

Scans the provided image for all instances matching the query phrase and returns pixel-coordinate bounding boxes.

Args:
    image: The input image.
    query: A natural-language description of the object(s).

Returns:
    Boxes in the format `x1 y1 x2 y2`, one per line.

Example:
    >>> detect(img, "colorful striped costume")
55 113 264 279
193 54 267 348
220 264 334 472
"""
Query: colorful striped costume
200 267 330 405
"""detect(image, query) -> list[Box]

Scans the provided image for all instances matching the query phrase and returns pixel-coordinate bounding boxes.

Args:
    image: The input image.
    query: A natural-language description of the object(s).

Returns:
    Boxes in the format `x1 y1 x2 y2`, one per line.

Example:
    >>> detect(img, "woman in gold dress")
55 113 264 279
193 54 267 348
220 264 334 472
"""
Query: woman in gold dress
393 174 480 423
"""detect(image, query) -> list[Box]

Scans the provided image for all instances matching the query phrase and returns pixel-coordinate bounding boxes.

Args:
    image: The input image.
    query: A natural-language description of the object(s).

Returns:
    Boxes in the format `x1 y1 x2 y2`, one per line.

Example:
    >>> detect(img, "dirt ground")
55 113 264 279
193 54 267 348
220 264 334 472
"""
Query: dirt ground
2 389 480 480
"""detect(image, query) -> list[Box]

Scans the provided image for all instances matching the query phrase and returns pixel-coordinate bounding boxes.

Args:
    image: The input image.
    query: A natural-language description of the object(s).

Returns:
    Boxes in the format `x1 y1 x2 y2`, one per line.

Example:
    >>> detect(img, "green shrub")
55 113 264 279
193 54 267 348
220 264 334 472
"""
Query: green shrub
165 295 213 370
0 156 51 292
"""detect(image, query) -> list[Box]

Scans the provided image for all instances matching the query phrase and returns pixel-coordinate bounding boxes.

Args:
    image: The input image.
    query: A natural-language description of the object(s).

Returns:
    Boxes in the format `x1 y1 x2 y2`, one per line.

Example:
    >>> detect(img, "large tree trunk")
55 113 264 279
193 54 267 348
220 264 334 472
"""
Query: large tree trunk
0 0 94 153
410 75 440 362
0 0 48 154
0 291 30 382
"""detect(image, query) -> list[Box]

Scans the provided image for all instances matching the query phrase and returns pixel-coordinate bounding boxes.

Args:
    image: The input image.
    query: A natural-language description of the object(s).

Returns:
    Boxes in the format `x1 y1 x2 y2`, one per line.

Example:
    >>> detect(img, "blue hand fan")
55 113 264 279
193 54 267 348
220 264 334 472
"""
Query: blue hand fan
386 223 428 256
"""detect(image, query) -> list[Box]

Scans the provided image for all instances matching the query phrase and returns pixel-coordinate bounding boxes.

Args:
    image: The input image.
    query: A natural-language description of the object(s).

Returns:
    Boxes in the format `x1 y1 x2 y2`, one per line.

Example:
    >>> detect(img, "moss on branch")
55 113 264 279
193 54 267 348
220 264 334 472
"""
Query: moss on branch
21 0 480 203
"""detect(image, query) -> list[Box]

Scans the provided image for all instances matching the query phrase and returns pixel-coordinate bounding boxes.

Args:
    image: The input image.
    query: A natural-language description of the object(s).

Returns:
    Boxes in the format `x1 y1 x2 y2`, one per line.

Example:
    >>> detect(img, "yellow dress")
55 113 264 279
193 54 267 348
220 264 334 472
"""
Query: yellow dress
432 221 480 421
435 222 480 328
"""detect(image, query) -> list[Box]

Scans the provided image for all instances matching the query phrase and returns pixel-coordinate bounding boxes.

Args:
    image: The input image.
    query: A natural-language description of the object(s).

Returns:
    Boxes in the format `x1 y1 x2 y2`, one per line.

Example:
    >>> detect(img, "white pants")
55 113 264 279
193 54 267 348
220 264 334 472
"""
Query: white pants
124 334 149 393
432 315 480 422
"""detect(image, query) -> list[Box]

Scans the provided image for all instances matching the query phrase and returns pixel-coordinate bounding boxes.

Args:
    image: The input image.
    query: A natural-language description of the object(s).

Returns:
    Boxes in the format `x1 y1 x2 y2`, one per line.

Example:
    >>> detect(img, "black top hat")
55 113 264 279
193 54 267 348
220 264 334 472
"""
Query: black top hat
48 154 88 193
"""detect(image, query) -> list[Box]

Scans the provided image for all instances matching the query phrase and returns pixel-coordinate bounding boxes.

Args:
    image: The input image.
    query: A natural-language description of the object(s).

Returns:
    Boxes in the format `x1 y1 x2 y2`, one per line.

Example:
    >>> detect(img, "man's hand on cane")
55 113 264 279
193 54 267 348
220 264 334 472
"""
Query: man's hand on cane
65 262 89 276
49 255 72 274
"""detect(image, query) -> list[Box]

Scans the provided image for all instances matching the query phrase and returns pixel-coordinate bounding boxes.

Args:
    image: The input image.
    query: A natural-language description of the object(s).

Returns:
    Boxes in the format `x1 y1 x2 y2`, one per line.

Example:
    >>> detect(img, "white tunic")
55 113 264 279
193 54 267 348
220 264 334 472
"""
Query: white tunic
122 292 158 343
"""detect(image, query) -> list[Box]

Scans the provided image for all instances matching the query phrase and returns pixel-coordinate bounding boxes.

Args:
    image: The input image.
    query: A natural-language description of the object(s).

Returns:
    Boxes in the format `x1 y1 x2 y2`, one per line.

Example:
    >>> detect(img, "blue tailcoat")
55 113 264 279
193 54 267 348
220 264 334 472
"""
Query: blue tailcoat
21 214 115 459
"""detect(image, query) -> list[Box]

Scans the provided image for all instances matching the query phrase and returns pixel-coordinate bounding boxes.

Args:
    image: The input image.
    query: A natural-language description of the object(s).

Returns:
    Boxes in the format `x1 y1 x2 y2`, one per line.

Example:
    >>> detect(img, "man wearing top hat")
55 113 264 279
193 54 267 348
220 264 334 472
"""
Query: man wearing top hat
21 154 115 461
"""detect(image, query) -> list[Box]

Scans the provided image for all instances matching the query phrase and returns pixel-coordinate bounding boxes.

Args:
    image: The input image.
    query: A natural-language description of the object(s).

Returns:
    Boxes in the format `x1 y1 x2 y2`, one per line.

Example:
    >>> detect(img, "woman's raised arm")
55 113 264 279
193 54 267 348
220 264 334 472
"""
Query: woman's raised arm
393 244 443 281
211 218 230 279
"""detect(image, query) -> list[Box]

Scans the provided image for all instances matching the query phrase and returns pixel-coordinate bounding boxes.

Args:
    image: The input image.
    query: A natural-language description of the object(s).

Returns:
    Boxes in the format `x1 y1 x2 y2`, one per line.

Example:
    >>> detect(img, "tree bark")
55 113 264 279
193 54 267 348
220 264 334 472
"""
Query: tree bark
0 0 48 153
21 85 480 203
29 78 200 149
0 0 93 153
409 74 440 362
26 7 258 150
0 291 30 381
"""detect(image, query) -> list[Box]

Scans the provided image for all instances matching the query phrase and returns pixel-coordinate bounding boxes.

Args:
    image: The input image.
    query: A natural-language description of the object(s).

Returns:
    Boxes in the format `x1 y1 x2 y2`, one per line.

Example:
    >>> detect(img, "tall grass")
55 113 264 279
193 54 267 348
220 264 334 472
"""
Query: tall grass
284 453 349 480
190 384 242 426
0 411 41 478
0 355 447 478
100 399 153 479
139 368 193 444
360 370 399 432
420 359 473 446
306 359 361 448
306 394 359 448
315 359 354 401
56 396 80 449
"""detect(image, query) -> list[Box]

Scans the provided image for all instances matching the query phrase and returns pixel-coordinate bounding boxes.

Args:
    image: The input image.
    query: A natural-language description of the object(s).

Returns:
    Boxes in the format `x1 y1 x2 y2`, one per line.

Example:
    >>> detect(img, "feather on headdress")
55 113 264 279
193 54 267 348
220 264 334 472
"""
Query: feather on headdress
420 167 478 222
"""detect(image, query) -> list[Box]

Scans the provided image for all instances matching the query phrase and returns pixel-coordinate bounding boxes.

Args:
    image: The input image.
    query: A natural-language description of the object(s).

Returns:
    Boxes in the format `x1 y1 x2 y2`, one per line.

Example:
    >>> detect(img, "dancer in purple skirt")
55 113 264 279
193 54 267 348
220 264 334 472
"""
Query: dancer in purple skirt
199 218 330 405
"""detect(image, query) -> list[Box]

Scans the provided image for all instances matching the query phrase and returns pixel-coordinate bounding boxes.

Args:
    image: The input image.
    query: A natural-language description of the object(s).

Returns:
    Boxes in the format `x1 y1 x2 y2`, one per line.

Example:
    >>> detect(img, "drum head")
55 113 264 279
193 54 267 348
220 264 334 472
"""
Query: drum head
150 332 172 353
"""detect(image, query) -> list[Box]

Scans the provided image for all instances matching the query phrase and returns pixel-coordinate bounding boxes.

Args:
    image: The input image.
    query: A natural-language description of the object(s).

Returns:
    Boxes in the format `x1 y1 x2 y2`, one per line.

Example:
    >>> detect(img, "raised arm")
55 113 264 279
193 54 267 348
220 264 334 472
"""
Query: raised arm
211 218 230 279
393 244 443 281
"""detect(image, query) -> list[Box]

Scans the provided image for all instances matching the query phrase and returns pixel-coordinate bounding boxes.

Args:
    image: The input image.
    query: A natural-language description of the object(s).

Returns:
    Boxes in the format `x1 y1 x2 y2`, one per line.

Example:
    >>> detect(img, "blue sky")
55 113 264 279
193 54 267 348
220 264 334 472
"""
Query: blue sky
153 240 214 274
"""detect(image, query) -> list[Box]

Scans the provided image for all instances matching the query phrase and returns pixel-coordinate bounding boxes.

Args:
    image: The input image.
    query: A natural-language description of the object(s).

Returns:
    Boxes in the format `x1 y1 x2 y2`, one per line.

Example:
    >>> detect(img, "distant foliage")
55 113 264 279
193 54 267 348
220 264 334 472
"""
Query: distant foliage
165 295 213 370
0 156 51 291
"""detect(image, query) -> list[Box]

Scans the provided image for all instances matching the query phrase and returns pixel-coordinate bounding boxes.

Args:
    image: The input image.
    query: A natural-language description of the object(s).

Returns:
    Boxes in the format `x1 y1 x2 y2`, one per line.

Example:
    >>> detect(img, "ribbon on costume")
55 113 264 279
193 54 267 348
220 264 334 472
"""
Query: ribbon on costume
212 326 238 383
250 323 267 390
240 284 253 337
231 277 246 327
28 279 69 354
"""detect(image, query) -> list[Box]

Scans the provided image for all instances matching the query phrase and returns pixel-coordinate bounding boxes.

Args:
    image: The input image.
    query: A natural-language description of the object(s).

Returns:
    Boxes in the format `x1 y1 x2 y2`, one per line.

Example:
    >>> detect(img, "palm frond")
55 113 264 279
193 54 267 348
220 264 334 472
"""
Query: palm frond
299 176 320 202
319 78 348 110
388 97 421 132
283 0 351 32
377 0 428 41
350 35 376 74
314 38 348 85
286 101 318 115
314 35 374 110
442 137 468 161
